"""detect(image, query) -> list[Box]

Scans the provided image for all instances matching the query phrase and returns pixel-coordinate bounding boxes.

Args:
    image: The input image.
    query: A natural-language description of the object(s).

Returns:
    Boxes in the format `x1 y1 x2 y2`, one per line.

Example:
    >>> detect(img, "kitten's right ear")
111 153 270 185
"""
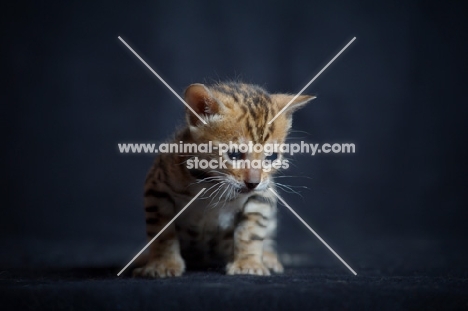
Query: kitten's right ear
184 84 221 125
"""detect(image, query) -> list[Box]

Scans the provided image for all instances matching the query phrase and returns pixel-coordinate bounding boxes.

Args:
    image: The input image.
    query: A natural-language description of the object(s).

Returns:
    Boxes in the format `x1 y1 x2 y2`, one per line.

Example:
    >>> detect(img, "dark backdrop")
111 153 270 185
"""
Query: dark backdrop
2 0 468 272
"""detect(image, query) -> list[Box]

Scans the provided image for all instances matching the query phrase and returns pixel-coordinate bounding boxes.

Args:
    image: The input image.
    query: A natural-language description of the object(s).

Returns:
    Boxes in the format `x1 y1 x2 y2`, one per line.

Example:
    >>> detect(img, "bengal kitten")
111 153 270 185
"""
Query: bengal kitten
133 82 315 277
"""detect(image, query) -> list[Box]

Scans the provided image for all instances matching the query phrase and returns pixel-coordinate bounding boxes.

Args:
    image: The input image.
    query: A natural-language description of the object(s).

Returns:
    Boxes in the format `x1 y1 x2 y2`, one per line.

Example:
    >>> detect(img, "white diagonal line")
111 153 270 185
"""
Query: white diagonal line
268 188 357 275
268 37 356 124
117 188 206 276
118 36 207 125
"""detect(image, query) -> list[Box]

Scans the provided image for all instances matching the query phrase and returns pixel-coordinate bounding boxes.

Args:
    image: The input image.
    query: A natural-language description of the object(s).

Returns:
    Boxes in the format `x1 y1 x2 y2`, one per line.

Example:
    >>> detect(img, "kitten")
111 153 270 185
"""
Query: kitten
133 82 314 277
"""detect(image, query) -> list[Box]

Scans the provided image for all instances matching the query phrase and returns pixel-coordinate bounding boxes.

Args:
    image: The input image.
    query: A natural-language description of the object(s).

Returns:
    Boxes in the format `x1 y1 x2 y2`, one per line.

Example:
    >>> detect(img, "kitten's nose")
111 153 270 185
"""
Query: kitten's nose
245 182 259 190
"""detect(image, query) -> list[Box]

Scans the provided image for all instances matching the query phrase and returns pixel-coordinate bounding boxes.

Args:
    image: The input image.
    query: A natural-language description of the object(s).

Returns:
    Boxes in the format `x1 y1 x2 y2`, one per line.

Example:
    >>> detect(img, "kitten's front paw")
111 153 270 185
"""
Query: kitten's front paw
262 251 284 273
226 258 270 276
133 256 185 278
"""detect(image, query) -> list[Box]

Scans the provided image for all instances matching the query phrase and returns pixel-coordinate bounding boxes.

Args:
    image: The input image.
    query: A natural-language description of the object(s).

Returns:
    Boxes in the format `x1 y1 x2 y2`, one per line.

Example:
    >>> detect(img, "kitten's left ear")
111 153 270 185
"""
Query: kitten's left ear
184 84 223 125
271 94 316 116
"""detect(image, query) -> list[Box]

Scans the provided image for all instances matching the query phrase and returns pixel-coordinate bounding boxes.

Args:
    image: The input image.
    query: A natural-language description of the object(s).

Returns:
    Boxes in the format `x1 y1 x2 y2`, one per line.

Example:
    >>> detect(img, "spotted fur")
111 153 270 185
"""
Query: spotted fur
133 82 314 277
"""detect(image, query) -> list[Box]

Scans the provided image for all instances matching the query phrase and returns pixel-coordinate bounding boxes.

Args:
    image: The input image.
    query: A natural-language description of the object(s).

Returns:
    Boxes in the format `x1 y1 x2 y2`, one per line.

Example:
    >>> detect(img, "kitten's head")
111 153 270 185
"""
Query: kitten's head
184 82 315 196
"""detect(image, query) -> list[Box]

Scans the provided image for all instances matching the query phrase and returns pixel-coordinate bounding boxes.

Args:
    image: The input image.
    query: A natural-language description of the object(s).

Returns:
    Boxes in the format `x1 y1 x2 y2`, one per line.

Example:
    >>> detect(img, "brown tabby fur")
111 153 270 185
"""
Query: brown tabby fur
133 82 314 277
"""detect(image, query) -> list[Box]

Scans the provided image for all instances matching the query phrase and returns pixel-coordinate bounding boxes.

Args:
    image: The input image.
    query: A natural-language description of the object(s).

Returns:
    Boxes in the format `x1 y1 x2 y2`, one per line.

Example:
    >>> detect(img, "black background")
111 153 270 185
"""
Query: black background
3 0 468 278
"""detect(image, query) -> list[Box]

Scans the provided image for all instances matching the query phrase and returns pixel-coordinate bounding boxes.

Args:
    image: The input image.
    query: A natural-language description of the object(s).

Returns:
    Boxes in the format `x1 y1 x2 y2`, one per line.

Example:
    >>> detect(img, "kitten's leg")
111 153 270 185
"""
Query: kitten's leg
261 206 284 273
227 195 273 276
133 187 185 278
262 239 284 273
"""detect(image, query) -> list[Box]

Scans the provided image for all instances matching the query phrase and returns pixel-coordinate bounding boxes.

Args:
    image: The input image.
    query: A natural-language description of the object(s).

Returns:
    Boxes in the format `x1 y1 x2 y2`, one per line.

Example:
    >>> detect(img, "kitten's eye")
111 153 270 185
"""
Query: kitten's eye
265 152 278 161
227 151 243 160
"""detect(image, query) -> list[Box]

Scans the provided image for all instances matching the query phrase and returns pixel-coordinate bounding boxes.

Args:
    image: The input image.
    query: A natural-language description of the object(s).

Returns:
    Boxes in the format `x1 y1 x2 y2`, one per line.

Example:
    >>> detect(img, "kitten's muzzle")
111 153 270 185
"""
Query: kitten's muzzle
244 182 259 190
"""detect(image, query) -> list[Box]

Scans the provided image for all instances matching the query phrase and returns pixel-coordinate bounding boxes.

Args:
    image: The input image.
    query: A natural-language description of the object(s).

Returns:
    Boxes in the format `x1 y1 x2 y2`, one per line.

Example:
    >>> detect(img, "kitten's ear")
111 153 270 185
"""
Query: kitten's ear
184 84 221 125
271 94 316 116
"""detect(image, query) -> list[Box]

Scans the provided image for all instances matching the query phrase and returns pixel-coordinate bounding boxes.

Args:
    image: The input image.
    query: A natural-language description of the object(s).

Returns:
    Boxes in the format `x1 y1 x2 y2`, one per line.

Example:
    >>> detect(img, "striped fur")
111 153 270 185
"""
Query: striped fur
133 82 314 277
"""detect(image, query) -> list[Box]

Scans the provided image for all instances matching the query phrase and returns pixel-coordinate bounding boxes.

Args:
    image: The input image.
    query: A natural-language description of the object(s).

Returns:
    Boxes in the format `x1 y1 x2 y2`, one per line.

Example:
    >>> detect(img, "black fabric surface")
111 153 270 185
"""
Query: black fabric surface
2 266 467 310
2 239 468 311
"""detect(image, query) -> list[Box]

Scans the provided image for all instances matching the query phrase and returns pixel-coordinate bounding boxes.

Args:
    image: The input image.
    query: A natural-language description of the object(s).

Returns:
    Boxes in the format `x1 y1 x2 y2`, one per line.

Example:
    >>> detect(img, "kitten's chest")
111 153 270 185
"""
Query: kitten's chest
174 187 246 265
176 194 243 234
